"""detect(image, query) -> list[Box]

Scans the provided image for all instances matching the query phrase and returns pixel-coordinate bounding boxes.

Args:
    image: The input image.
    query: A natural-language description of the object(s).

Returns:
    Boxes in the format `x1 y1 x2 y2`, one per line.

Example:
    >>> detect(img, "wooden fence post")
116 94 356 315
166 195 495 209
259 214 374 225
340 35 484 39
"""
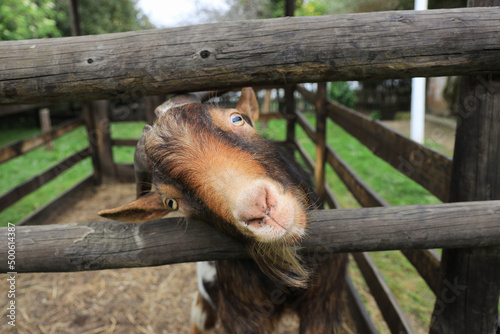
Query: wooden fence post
83 100 116 184
144 95 163 125
314 83 327 203
429 73 500 332
285 85 297 147
39 108 53 151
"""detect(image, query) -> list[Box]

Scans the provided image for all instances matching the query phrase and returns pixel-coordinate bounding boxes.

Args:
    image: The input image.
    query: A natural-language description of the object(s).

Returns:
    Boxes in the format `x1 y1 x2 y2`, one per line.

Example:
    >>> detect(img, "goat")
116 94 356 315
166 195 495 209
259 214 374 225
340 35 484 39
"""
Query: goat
99 88 354 333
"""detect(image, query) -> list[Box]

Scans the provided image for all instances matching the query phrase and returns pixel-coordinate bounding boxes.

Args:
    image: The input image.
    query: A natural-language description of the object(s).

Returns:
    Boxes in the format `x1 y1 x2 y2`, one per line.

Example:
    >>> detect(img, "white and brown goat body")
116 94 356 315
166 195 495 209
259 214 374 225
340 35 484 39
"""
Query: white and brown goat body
100 88 353 333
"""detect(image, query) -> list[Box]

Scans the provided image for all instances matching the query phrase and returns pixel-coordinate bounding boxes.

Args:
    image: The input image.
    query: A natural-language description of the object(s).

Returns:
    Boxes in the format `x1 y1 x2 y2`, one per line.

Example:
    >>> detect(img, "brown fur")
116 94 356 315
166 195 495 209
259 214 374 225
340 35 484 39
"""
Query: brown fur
99 89 353 333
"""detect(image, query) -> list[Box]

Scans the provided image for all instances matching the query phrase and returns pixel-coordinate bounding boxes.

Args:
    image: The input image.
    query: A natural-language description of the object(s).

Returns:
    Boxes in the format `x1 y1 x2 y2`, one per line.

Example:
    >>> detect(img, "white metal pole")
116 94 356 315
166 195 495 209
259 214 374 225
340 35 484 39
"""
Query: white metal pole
410 0 428 144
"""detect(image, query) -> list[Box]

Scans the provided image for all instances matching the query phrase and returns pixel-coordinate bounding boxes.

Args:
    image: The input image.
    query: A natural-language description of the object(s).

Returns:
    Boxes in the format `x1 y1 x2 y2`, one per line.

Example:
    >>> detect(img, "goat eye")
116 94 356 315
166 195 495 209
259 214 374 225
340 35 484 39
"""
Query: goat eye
165 199 178 210
230 114 245 126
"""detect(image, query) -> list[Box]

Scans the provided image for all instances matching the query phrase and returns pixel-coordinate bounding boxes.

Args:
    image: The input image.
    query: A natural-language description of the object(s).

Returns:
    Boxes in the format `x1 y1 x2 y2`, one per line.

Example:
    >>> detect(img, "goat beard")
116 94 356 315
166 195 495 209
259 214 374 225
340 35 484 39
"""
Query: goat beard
247 239 310 289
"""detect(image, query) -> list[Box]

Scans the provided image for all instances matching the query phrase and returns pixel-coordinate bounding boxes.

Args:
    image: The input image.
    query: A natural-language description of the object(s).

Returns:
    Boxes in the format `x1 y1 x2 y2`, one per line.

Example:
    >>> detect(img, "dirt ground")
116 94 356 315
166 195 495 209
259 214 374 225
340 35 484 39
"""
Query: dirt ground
0 118 455 334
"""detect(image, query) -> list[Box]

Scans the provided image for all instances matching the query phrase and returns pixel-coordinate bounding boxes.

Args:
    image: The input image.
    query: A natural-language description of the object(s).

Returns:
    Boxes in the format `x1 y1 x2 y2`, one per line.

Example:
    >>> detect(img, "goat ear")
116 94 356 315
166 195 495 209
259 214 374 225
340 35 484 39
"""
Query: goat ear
98 192 171 223
236 87 259 123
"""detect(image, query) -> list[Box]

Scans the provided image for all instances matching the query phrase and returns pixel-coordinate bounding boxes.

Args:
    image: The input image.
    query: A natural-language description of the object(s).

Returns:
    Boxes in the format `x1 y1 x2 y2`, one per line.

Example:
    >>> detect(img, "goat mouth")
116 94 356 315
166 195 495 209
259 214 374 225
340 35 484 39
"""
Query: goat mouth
239 203 306 243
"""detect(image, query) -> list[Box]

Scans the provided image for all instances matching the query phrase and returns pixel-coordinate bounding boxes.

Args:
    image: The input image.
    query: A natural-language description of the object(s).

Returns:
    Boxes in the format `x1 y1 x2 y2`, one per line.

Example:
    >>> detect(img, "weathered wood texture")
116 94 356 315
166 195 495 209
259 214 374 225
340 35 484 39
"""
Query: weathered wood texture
401 249 441 296
285 85 296 145
314 83 327 202
292 94 442 295
430 74 500 333
0 147 90 213
353 252 414 334
297 85 452 202
83 100 115 183
39 108 53 150
1 201 499 273
1 8 499 105
0 118 84 164
345 276 379 334
326 144 389 208
111 139 138 147
18 175 94 226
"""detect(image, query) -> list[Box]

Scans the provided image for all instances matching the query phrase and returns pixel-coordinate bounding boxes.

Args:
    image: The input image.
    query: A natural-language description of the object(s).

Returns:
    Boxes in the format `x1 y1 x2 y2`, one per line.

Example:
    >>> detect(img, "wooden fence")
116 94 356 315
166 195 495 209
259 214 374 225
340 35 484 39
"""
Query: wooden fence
0 4 499 334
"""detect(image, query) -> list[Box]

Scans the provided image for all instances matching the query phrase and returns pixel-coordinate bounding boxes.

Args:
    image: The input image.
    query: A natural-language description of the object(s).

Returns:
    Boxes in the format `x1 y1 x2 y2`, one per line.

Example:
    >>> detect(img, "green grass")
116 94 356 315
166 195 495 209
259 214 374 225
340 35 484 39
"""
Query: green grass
0 127 93 225
110 121 146 163
0 122 148 226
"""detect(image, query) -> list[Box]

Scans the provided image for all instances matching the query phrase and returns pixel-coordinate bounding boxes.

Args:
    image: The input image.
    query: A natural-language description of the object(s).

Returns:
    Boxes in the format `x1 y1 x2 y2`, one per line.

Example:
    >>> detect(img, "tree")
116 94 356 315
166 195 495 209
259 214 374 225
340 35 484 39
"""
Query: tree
0 0 62 40
0 0 155 41
53 0 154 36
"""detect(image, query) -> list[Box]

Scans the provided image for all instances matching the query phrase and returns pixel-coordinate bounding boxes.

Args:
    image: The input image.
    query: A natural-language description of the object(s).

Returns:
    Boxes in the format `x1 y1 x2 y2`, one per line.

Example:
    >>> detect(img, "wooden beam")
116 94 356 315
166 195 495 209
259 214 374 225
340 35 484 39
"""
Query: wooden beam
353 252 414 333
297 85 452 202
401 249 441 296
259 113 284 121
1 8 500 105
68 0 81 37
315 83 327 201
17 175 94 226
324 183 341 210
325 144 389 208
296 110 316 142
325 144 441 294
0 118 84 164
0 147 90 213
83 101 115 183
39 108 53 150
294 140 314 173
430 73 500 332
112 139 138 147
345 275 379 334
2 200 499 273
294 95 442 294
284 85 296 146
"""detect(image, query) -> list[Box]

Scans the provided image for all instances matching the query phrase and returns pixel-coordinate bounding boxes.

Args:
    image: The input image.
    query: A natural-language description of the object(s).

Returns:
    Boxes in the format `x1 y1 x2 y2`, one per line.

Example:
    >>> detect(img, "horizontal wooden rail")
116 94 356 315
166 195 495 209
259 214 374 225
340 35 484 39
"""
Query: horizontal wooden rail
297 85 452 202
345 276 379 333
325 144 441 294
326 144 389 208
1 7 499 104
1 200 499 273
294 140 315 172
292 140 339 208
291 104 441 293
0 147 91 213
0 118 85 164
18 175 95 226
353 252 414 333
111 139 138 147
400 249 441 296
259 113 284 121
296 110 317 142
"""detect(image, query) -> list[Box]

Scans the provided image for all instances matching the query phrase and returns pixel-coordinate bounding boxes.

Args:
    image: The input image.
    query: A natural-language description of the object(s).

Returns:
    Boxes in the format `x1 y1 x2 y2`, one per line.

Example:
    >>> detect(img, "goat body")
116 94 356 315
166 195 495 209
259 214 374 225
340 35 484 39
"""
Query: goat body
100 88 353 333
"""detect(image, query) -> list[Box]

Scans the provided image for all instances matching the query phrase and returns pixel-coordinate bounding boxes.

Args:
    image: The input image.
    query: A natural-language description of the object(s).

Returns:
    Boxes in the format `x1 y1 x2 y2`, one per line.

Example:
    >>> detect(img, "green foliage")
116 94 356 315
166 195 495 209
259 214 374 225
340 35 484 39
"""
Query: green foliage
296 0 345 16
0 0 62 40
328 82 357 109
53 0 154 36
0 0 154 41
369 110 382 120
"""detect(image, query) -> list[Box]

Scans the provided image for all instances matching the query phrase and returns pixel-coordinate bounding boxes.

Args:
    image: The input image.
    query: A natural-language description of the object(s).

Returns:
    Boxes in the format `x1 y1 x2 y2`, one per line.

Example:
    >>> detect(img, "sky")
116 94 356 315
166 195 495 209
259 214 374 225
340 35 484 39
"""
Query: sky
137 0 229 27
